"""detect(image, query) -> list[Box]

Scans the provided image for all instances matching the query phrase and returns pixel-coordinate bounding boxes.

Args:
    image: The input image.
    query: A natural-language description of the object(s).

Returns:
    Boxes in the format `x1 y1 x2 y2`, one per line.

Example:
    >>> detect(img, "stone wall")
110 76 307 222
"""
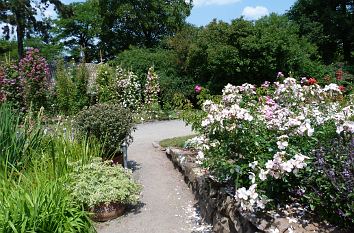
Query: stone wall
163 147 343 233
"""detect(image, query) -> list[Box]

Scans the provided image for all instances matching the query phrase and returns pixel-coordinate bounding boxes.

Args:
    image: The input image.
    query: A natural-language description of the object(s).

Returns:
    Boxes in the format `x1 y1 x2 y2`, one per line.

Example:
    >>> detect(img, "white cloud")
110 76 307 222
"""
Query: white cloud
193 0 242 7
242 6 269 20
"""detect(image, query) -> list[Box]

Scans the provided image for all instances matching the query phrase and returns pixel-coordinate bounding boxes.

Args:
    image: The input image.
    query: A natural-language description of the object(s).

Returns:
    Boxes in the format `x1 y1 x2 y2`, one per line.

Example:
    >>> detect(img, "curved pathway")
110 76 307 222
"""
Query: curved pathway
96 120 210 233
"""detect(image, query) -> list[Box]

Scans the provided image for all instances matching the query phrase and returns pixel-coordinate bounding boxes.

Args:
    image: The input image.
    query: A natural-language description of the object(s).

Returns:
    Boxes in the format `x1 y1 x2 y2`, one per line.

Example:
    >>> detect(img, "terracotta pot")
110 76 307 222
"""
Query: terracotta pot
89 202 126 222
103 152 124 165
112 152 124 165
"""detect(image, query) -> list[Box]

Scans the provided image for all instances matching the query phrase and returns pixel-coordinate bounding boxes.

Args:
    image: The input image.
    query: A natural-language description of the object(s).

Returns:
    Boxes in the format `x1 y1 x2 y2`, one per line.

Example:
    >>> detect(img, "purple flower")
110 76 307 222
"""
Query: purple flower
195 84 202 93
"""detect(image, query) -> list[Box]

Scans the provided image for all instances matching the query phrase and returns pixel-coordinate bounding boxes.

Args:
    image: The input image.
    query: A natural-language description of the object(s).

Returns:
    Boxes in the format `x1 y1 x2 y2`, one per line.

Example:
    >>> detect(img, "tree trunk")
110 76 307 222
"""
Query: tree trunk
15 11 24 59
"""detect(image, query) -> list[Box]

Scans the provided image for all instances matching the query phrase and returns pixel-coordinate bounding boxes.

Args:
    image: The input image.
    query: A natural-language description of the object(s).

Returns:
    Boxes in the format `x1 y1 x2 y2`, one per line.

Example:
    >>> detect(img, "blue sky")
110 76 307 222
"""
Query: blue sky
189 0 297 26
62 0 296 26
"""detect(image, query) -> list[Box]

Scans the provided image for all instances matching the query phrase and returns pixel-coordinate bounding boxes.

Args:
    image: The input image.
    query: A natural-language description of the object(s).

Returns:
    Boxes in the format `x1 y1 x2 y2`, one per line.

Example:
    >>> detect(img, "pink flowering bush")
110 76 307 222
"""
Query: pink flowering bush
0 61 24 110
185 77 353 228
18 48 50 111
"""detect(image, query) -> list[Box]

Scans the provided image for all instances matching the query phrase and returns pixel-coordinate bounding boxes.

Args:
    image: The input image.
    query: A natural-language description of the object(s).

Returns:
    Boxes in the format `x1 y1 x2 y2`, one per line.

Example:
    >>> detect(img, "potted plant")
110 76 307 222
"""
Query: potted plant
67 158 141 222
75 103 134 164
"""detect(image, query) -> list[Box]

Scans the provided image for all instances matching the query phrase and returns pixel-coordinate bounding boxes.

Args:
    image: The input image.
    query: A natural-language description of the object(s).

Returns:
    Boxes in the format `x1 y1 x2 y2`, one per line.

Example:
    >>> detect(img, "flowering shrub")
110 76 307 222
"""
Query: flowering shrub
18 48 50 111
111 67 142 112
186 77 354 227
96 64 142 111
0 61 24 110
144 67 160 110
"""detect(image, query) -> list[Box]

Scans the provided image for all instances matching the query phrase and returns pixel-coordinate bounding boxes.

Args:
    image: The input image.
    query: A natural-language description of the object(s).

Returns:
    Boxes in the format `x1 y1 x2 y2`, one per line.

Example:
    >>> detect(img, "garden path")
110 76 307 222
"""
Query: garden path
96 120 210 233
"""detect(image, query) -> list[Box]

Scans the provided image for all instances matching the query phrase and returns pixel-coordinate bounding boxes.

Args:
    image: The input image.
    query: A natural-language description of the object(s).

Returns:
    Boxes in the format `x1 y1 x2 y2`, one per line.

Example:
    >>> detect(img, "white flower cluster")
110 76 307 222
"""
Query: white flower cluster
264 152 309 179
235 184 266 211
201 101 253 130
114 67 142 111
192 77 353 213
258 78 354 137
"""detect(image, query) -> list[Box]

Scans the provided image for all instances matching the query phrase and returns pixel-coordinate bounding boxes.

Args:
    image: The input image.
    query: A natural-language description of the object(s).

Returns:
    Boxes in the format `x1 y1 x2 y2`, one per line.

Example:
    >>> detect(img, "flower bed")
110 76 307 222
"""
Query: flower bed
184 77 353 231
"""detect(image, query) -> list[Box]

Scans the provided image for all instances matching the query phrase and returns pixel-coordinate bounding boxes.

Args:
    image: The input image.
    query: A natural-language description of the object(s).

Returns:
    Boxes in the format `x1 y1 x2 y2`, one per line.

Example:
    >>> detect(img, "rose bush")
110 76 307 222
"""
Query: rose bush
18 48 50 111
0 60 24 110
185 77 354 228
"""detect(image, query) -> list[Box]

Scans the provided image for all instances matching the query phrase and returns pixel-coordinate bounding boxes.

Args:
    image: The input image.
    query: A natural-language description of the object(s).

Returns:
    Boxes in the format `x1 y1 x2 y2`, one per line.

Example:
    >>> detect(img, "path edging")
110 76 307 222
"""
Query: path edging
165 147 260 233
163 147 343 233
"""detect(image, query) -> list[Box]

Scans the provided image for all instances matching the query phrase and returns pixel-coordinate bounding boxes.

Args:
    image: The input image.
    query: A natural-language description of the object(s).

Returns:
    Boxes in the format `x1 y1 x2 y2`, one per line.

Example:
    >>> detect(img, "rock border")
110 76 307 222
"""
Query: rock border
161 146 344 233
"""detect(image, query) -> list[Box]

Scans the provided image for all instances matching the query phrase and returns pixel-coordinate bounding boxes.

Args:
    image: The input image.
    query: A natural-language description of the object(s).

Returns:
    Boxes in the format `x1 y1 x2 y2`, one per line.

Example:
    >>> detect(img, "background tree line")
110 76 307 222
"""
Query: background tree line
1 0 353 99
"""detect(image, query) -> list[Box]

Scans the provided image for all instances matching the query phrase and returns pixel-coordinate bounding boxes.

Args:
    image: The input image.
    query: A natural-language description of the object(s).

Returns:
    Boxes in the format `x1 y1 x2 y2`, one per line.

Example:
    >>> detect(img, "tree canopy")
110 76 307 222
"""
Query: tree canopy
175 15 321 93
288 0 354 64
99 0 192 58
53 0 102 62
0 0 69 59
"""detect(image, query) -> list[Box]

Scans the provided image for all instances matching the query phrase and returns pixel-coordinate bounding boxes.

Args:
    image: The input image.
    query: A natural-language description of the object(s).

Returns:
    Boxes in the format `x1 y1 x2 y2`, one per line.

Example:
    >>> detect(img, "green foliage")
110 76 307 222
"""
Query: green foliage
288 0 354 64
54 59 78 115
75 103 134 156
0 104 43 170
0 175 94 233
73 63 90 110
0 0 69 58
0 40 17 61
183 15 320 94
0 109 103 232
99 0 192 57
303 131 354 228
68 158 141 208
96 63 115 103
53 0 102 62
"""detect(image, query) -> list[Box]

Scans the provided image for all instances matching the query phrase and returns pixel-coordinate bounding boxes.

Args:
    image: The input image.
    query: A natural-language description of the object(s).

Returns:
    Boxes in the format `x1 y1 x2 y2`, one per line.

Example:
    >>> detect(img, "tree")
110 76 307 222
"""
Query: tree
288 0 354 64
184 15 321 93
0 0 69 59
53 0 102 62
99 0 192 58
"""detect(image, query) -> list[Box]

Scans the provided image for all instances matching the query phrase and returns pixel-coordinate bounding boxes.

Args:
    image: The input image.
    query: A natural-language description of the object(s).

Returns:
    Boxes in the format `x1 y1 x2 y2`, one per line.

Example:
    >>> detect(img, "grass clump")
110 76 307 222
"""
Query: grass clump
159 134 196 148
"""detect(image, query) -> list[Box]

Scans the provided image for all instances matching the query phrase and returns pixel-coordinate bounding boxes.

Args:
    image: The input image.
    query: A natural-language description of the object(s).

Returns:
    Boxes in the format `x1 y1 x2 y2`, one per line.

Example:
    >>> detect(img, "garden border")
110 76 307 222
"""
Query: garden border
157 145 343 233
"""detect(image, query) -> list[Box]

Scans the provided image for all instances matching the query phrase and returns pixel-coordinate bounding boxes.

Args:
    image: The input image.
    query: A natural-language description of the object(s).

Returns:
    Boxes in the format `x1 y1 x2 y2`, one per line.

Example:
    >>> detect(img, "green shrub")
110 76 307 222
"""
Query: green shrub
67 158 141 208
73 62 90 110
96 63 115 103
54 59 78 115
75 103 134 156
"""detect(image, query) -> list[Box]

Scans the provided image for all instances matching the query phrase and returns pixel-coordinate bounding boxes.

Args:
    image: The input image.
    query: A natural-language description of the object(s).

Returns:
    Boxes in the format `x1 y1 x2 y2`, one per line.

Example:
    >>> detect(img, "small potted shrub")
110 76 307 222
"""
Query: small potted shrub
75 103 134 163
67 158 141 222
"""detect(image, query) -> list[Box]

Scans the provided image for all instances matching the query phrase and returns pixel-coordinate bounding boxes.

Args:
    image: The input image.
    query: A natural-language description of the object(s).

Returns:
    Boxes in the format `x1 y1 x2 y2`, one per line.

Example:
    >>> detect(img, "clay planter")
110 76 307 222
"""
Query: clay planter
104 152 124 165
112 152 124 165
89 202 126 222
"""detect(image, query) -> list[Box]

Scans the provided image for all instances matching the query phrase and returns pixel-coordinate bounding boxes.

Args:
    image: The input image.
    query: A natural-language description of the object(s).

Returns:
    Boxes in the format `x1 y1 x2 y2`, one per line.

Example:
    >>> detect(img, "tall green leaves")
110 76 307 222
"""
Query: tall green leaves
0 104 43 169
0 175 94 233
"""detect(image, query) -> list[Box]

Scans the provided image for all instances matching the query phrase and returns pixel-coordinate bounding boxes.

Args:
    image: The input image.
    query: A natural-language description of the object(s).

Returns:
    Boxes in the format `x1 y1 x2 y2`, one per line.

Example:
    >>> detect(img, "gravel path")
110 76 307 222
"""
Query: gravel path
96 120 211 233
